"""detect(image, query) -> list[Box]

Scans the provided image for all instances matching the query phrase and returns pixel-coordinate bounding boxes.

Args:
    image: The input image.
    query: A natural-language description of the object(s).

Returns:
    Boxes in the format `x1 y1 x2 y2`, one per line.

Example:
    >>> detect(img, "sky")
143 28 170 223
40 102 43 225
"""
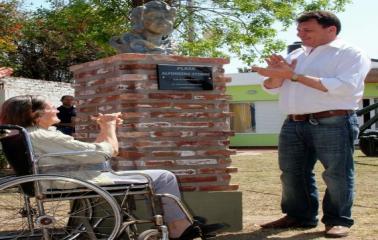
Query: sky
24 0 377 73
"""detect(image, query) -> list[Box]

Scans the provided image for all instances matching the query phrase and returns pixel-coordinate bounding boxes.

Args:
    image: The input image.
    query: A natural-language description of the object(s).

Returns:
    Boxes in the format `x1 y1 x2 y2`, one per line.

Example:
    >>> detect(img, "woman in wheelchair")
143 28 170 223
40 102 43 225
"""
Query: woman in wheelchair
0 95 224 240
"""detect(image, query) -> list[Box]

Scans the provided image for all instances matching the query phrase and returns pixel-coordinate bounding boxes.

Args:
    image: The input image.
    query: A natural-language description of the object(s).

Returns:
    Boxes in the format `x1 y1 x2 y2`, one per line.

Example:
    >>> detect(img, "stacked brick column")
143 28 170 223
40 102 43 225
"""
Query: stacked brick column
70 53 237 192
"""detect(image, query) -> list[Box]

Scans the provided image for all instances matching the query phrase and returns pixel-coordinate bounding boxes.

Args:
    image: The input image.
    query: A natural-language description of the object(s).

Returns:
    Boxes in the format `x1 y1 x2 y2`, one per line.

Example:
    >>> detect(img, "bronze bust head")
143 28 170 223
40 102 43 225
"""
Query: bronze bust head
110 0 176 54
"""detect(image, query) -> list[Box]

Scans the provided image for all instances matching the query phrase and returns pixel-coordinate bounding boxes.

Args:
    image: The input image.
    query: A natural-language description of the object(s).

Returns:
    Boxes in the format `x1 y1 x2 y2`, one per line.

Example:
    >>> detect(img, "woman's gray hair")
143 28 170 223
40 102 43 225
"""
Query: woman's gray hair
0 95 47 127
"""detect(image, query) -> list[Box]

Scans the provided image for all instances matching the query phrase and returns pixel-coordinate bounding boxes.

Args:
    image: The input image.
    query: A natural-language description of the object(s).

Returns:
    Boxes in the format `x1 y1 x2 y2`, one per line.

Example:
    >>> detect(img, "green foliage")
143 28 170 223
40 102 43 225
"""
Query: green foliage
3 0 132 82
0 0 351 81
174 0 351 64
0 0 24 67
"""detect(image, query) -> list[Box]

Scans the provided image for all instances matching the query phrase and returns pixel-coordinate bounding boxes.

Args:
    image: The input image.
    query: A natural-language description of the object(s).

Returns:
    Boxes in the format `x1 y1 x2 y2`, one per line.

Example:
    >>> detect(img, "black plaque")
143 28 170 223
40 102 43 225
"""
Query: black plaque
157 64 213 90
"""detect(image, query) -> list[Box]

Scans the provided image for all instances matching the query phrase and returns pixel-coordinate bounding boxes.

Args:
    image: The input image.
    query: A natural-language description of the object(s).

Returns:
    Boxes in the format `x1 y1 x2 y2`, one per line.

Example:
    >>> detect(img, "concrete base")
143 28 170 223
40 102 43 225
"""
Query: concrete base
181 191 243 231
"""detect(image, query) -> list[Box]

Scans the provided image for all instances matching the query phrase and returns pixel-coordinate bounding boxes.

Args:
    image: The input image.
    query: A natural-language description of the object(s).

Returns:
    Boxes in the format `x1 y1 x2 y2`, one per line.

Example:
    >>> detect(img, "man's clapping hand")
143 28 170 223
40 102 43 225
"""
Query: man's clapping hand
251 54 297 79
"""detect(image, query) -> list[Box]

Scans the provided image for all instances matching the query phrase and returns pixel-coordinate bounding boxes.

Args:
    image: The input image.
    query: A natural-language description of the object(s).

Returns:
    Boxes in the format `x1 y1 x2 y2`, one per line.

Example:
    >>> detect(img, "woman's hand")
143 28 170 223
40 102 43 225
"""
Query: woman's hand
91 112 122 156
91 112 123 127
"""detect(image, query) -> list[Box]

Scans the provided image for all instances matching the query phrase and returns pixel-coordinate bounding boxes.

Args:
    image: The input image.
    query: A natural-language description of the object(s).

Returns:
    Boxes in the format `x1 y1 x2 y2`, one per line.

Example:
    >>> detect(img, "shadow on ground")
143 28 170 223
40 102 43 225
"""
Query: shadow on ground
215 228 325 240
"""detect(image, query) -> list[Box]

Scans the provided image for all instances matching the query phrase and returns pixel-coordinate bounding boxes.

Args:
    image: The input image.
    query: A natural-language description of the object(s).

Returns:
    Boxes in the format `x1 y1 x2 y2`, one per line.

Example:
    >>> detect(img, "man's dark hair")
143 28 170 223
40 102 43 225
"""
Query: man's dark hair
60 95 73 101
297 10 341 35
0 95 47 127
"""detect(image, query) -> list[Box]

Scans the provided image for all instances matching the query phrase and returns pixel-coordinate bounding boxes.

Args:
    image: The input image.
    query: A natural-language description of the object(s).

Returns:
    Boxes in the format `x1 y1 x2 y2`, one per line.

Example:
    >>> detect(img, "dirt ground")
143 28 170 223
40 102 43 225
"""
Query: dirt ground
213 149 378 240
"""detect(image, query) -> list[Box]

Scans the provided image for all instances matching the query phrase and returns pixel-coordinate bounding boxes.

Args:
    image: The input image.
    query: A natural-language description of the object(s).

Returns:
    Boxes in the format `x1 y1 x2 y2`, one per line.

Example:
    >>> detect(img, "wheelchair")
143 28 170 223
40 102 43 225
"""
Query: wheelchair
0 124 203 240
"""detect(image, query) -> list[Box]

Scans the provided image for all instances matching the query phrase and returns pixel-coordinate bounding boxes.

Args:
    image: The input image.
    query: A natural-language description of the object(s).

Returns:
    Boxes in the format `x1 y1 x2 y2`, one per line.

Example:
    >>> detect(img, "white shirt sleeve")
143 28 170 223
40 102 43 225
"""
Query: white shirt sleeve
320 49 371 96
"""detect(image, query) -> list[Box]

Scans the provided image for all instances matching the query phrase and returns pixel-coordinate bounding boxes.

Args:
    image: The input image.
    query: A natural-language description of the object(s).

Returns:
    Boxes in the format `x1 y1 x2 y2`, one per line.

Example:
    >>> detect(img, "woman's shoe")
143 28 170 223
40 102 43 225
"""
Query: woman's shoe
170 224 202 240
199 223 227 234
171 222 227 240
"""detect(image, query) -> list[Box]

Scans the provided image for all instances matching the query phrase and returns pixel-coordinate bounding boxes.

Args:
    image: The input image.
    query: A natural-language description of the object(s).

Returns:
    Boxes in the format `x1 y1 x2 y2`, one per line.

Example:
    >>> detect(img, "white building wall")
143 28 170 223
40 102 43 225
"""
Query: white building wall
227 72 264 85
253 100 374 134
255 101 286 134
0 77 73 107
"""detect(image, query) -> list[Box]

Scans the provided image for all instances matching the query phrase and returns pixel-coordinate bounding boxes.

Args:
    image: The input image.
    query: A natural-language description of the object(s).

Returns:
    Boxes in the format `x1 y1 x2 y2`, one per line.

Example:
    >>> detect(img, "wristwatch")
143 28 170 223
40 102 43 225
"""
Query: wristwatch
291 73 300 82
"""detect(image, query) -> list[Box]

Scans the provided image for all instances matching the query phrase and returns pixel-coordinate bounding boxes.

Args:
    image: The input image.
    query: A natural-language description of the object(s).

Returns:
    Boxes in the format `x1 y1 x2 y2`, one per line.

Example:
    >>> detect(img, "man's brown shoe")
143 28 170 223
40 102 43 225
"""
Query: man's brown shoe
325 225 350 238
260 215 317 229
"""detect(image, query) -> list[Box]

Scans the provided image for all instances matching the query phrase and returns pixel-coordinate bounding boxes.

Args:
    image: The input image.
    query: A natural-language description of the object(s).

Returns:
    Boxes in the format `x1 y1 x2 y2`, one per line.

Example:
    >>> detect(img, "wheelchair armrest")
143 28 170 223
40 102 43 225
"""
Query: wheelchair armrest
36 150 113 171
108 170 155 189
37 151 155 189
37 150 111 159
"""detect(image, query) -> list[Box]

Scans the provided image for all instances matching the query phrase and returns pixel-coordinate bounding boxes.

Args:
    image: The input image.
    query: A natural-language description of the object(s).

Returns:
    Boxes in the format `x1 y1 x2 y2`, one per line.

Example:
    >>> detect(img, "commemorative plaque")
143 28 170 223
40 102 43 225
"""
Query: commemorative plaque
157 64 213 90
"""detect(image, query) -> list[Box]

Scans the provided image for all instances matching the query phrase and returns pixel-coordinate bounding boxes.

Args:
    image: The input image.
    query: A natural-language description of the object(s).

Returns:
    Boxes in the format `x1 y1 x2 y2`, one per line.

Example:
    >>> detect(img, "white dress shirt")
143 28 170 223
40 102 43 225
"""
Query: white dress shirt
263 39 371 115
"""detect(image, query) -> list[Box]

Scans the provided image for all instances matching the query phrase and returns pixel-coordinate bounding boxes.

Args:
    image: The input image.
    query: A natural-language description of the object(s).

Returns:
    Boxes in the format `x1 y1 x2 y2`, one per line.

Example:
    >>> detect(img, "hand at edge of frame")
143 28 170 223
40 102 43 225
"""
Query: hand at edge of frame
0 67 13 78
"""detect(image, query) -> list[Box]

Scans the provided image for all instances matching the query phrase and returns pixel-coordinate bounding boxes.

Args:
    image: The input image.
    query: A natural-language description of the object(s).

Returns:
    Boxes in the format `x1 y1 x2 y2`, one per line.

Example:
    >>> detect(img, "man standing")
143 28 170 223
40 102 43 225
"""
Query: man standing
56 95 76 136
252 11 371 238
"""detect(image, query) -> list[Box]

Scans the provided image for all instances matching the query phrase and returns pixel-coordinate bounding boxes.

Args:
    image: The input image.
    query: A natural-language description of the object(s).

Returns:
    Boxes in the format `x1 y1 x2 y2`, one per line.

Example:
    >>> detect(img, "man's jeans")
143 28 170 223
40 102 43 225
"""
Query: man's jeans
278 113 359 227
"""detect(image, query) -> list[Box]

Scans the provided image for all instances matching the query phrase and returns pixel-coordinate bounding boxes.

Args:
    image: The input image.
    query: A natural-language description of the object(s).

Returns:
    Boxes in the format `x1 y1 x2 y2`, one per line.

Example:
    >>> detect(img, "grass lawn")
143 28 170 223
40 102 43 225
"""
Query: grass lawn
215 149 378 240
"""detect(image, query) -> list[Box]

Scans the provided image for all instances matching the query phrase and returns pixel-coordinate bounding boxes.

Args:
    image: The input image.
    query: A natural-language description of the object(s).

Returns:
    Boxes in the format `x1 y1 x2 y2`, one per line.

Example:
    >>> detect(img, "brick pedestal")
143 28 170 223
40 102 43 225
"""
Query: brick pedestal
70 54 237 192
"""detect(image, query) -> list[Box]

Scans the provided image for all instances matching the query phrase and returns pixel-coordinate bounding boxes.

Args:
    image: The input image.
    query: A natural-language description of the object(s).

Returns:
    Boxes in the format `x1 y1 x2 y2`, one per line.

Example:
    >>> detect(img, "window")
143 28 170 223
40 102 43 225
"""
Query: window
230 103 256 133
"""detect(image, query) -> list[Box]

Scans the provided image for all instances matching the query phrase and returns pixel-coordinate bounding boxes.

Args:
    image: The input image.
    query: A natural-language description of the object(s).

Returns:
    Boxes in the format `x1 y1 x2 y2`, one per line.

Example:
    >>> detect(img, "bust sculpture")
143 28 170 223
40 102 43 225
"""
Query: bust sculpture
110 0 176 54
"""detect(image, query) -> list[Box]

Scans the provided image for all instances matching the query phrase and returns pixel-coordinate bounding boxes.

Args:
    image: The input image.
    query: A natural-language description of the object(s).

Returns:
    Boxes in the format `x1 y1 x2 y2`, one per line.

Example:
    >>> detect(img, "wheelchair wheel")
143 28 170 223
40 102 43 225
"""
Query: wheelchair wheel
137 229 160 240
0 175 122 240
